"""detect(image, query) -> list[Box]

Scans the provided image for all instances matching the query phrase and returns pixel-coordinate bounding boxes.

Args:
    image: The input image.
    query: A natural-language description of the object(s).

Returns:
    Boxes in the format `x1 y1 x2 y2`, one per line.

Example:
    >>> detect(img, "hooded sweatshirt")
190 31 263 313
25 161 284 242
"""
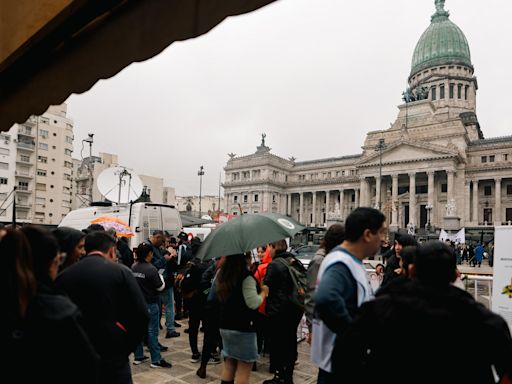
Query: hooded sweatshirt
254 248 272 314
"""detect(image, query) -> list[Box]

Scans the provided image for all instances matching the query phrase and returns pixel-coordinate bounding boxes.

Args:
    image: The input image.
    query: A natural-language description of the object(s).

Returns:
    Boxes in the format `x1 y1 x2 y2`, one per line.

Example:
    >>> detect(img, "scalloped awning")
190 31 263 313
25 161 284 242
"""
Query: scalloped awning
0 0 277 132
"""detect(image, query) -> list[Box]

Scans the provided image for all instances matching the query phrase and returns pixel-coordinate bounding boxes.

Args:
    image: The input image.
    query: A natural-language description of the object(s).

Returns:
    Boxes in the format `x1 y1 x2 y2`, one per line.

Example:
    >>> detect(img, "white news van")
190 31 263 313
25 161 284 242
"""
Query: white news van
59 202 182 247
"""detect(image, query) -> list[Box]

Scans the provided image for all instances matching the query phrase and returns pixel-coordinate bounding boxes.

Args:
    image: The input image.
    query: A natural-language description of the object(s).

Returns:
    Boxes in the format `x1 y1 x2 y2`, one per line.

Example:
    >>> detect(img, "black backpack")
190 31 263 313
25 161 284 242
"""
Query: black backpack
275 256 308 311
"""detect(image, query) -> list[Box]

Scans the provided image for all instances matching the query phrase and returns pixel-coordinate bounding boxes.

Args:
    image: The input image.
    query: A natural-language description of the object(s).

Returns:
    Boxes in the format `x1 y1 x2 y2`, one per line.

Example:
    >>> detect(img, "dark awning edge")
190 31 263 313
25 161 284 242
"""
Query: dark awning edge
0 0 277 132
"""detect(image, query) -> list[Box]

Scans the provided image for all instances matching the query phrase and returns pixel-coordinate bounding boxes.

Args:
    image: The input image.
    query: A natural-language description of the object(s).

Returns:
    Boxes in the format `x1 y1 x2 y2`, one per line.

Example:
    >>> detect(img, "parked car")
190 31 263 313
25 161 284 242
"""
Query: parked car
291 244 320 268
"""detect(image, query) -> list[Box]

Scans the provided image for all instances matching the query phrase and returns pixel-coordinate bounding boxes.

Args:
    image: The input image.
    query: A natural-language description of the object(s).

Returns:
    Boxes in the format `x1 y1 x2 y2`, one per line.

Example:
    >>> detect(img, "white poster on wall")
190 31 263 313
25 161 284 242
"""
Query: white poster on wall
492 227 512 333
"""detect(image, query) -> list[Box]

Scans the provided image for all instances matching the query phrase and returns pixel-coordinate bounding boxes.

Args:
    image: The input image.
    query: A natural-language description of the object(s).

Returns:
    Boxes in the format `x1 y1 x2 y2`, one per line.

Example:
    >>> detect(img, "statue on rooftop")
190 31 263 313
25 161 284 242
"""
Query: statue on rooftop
261 133 266 147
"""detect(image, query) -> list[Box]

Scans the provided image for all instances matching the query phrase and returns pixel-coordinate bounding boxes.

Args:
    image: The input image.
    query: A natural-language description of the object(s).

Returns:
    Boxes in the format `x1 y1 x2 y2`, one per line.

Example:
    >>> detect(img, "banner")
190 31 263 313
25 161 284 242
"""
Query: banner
492 227 512 333
439 228 465 244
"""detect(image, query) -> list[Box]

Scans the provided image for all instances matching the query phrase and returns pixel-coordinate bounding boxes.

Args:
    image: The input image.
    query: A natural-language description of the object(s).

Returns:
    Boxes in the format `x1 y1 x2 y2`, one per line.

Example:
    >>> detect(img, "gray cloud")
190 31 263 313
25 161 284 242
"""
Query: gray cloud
67 0 512 196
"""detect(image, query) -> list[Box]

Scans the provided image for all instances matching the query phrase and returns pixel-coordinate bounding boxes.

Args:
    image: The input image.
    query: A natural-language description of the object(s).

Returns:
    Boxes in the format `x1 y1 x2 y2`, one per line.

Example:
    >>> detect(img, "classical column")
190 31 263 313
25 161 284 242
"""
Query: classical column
495 178 502 225
339 189 344 218
409 172 416 226
354 188 359 208
391 174 398 227
447 170 455 204
325 190 330 215
472 180 479 223
312 192 317 226
287 193 292 216
427 171 435 225
375 176 382 210
359 177 367 207
465 180 471 225
299 192 304 224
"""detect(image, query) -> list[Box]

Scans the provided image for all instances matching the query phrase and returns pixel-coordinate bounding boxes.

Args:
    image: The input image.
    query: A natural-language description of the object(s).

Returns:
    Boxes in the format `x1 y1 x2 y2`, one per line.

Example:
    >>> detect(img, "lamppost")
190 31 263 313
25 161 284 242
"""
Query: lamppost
198 165 205 218
425 203 433 234
375 138 386 210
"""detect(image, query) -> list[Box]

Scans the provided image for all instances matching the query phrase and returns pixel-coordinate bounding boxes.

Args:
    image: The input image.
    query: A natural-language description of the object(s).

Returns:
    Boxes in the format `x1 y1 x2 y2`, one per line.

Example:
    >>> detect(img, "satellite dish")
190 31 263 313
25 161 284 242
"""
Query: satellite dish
97 166 143 204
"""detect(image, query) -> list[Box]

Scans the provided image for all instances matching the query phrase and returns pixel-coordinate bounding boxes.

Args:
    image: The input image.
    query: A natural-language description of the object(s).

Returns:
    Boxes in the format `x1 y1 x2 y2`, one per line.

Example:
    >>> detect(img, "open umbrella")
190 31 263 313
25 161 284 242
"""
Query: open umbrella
195 213 305 261
91 216 134 238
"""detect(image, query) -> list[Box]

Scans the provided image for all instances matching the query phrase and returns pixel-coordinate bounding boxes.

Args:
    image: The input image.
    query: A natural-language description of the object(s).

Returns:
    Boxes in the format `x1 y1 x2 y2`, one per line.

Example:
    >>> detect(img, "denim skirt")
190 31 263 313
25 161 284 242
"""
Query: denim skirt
220 329 258 362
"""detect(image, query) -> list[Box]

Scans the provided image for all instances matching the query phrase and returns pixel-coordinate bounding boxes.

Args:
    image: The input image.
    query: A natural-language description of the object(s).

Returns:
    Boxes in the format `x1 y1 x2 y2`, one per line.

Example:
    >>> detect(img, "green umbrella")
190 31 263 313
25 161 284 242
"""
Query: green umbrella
195 213 305 261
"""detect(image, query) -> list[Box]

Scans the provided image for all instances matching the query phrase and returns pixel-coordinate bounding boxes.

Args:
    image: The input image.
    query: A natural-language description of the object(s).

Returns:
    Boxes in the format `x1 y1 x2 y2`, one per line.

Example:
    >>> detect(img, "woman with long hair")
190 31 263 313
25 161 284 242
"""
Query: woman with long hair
216 253 268 384
4 226 99 383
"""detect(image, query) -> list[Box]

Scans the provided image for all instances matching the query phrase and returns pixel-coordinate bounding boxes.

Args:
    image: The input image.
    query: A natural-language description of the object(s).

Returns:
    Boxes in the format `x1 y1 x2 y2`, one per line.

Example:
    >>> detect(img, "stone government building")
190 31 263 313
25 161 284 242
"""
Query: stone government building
223 0 512 235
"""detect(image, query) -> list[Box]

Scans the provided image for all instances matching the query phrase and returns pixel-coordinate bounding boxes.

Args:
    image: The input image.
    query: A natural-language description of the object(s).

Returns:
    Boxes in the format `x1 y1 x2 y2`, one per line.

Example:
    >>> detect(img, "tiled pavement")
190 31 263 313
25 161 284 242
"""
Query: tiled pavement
131 321 317 384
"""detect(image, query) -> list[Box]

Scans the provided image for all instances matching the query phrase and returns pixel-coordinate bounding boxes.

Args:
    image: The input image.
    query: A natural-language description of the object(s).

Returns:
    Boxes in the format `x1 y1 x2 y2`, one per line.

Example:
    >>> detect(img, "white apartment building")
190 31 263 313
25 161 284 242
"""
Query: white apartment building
0 104 75 225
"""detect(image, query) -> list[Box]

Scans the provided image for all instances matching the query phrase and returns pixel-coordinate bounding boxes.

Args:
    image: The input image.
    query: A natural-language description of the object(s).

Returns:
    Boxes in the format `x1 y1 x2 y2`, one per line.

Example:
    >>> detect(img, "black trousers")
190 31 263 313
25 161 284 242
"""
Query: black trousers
185 295 205 355
268 312 303 382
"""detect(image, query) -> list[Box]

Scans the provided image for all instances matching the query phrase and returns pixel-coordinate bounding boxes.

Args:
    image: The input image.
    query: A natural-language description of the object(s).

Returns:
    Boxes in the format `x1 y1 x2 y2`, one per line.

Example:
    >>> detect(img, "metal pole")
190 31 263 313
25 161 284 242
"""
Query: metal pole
12 186 16 227
198 165 204 218
218 172 221 213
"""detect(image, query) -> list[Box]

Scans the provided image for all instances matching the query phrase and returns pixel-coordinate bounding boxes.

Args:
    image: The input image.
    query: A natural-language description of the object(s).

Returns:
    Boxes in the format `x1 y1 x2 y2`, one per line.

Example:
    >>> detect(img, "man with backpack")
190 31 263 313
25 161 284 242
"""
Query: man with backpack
264 239 307 384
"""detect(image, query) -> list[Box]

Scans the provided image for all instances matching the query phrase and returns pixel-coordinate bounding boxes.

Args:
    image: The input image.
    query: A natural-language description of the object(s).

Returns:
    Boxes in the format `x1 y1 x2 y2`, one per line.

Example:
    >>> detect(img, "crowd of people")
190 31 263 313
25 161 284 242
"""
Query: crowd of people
3 206 512 384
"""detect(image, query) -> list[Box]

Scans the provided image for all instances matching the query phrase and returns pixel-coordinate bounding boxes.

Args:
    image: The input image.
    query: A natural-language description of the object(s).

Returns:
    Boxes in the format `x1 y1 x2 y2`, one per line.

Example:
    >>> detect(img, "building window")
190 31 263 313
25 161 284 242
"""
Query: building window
449 84 454 99
465 85 469 100
272 195 276 203
483 208 492 223
66 136 73 144
507 185 512 195
64 149 72 156
484 185 492 196
36 197 45 205
481 156 487 163
457 84 462 99
398 186 409 195
431 86 437 100
39 129 49 139
243 195 248 203
489 155 495 162
0 162 8 170
440 85 445 99
18 181 29 190
38 142 48 150
441 183 447 193
233 212 238 216
64 161 73 168
233 196 238 203
20 155 30 162
254 194 259 202
40 117 49 124
416 185 428 194
507 208 512 222
0 147 9 155
0 177 7 185
36 183 46 191
37 169 47 176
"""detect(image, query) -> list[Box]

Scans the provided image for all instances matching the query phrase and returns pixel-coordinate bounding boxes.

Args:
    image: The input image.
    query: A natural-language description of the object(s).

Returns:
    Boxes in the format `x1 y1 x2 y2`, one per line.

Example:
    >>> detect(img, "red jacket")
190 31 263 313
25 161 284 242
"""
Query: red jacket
254 248 272 314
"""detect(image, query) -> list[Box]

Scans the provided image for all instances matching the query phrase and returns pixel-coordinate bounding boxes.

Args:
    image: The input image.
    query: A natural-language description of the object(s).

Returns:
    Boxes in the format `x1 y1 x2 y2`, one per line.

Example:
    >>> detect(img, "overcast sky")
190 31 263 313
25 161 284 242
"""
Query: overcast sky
66 0 512 197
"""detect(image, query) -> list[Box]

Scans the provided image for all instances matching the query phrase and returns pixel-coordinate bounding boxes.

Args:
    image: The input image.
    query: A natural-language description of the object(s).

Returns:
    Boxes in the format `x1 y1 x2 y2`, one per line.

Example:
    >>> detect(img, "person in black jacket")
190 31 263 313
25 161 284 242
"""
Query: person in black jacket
132 242 172 368
337 240 512 384
4 226 100 384
56 231 148 384
264 239 304 384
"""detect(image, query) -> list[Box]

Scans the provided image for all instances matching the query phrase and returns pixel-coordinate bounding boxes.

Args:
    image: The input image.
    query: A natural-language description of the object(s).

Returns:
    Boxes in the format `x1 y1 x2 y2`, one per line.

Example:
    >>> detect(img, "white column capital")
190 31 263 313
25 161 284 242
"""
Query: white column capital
426 170 435 177
495 177 502 183
408 172 416 178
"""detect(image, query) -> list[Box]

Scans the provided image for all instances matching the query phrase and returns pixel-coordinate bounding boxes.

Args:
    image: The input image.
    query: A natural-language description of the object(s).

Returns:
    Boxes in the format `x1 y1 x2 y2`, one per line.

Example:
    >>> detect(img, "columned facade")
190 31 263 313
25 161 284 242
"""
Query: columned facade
223 1 512 234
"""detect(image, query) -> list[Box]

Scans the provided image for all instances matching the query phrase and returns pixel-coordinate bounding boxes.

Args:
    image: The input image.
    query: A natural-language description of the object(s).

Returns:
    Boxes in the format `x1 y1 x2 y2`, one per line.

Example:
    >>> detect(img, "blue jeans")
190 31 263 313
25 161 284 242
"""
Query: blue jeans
161 287 175 333
134 302 161 364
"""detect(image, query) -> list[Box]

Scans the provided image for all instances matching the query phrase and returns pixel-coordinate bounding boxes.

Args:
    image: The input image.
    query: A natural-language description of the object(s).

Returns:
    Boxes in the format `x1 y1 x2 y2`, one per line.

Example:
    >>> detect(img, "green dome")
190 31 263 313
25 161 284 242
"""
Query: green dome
411 0 472 77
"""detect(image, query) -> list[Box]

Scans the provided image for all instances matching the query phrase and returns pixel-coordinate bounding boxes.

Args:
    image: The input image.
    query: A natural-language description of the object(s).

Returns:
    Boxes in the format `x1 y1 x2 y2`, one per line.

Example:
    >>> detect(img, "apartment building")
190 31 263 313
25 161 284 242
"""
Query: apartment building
0 104 75 225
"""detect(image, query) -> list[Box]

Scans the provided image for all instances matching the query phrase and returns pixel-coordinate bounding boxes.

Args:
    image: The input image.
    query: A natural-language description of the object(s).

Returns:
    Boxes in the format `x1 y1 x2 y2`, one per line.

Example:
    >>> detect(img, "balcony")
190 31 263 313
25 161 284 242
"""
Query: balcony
17 141 35 151
15 171 34 178
16 157 33 165
24 117 38 126
16 187 32 194
15 202 31 210
18 127 35 137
